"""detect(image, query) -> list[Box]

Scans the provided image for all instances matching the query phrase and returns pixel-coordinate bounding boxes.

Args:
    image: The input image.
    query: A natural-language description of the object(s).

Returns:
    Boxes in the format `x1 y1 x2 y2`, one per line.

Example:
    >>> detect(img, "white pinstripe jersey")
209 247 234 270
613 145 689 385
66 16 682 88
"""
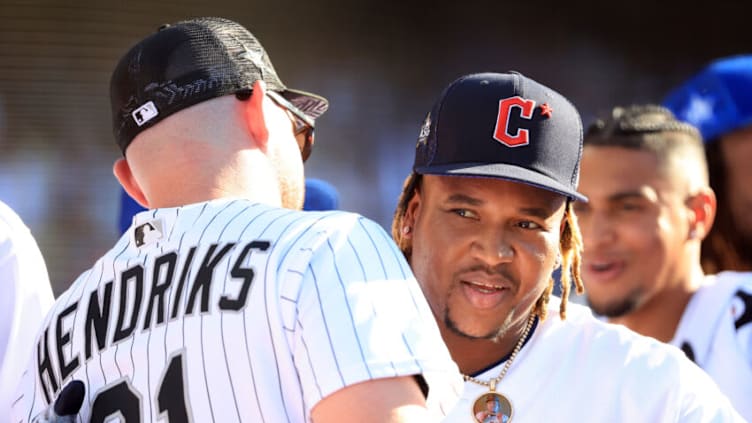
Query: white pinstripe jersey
13 198 462 422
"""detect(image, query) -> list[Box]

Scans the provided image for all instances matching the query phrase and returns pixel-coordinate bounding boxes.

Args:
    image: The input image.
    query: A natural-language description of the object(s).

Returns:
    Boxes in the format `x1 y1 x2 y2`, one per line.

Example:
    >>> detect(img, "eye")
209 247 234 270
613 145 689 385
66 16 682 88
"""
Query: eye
620 202 643 212
572 203 589 215
518 221 542 230
451 208 478 219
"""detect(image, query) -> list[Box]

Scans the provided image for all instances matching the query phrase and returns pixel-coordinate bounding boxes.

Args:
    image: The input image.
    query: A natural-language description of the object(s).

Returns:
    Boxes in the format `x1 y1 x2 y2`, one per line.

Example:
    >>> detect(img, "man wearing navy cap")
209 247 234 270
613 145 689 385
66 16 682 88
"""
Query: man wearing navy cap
392 71 744 421
664 55 752 274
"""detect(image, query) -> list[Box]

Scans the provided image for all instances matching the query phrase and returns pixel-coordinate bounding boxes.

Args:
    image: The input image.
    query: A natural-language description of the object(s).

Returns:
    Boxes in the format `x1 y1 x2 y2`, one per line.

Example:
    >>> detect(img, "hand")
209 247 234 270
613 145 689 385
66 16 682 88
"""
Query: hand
32 380 85 423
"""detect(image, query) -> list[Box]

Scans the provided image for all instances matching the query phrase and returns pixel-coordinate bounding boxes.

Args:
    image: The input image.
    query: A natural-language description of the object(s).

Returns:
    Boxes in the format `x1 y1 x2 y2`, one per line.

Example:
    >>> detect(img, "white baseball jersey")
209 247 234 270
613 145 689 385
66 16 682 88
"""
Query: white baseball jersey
444 298 745 422
0 200 54 423
671 271 752 420
13 198 463 422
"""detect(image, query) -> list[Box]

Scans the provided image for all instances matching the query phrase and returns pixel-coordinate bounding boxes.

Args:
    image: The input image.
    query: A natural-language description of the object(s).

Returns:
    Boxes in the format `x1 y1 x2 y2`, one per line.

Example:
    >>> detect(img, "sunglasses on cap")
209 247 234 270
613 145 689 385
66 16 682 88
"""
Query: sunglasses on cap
235 88 315 162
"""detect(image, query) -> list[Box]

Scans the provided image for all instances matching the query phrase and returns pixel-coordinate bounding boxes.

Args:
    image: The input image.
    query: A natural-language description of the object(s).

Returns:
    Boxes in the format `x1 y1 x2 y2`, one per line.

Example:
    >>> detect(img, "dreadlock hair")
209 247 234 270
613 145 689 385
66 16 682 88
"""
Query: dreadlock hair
391 172 585 321
702 136 752 273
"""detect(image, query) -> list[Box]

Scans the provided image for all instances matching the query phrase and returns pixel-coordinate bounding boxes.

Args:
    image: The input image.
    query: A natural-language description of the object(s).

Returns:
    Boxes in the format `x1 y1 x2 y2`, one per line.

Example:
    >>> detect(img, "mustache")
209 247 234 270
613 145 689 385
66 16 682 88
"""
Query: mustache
456 264 520 291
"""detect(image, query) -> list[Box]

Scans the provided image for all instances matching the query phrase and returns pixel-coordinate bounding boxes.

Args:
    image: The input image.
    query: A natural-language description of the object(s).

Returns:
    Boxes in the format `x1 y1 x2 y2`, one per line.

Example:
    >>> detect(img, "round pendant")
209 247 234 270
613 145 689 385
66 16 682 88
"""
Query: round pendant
471 391 513 423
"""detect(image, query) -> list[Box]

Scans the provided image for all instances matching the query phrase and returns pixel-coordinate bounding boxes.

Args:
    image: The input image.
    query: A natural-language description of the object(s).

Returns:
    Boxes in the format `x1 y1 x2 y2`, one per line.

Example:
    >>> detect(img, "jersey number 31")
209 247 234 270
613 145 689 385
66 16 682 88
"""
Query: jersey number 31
90 351 191 422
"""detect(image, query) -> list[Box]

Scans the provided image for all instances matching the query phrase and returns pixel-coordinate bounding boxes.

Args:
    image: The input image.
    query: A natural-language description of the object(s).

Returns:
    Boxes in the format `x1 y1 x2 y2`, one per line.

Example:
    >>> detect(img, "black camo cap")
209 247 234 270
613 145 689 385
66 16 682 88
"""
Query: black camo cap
110 17 329 154
414 71 587 202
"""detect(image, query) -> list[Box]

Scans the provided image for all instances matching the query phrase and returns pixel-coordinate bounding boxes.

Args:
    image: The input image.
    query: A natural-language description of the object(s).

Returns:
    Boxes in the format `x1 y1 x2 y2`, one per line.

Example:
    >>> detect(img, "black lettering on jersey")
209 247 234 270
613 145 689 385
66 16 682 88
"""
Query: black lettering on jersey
680 341 696 362
171 247 196 319
56 302 80 382
37 326 58 404
113 265 144 343
734 290 752 330
85 280 114 361
186 243 235 315
143 252 177 330
220 240 270 311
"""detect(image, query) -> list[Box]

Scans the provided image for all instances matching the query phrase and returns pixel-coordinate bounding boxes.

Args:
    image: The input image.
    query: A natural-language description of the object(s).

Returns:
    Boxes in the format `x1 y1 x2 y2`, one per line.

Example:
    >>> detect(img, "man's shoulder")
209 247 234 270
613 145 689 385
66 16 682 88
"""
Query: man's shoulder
707 271 752 295
543 298 689 367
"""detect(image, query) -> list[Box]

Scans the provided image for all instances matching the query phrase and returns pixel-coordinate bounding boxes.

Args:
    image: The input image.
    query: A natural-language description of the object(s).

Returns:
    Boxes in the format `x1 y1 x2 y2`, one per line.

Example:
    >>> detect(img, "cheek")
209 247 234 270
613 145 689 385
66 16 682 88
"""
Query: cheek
515 234 559 286
722 148 752 223
725 182 752 231
409 233 449 315
410 217 467 294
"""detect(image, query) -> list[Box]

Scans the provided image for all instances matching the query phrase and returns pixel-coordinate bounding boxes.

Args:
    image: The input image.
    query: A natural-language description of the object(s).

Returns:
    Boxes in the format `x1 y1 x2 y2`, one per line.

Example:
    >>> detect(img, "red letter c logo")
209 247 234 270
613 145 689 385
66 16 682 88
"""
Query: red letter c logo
493 97 536 147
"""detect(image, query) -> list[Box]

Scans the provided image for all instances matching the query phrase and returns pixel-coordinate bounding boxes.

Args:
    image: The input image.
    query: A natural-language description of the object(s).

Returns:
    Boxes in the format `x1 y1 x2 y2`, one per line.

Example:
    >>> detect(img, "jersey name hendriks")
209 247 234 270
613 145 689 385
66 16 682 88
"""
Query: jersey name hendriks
35 239 269 404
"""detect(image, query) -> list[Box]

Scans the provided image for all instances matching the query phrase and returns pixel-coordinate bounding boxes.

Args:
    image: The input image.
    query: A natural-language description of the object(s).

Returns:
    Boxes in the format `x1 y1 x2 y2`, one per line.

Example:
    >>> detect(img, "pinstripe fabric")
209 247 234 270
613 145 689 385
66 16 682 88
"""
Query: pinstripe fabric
12 198 462 422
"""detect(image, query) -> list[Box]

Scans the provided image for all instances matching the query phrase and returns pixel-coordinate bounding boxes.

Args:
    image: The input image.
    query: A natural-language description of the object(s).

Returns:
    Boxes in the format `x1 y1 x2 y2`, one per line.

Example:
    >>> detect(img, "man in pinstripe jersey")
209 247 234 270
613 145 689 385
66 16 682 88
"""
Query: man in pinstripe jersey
13 17 462 423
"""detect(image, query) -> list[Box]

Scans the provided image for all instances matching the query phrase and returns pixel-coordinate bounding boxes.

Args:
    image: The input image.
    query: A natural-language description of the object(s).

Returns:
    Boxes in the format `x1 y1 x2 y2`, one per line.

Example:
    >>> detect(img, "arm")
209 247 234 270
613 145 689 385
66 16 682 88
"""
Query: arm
311 376 430 423
292 215 461 421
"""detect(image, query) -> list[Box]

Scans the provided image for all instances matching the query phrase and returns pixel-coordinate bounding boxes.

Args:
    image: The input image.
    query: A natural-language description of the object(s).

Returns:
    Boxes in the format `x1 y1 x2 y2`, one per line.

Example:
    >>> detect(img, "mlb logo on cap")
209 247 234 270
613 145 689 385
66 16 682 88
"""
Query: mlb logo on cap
132 101 159 126
413 71 587 202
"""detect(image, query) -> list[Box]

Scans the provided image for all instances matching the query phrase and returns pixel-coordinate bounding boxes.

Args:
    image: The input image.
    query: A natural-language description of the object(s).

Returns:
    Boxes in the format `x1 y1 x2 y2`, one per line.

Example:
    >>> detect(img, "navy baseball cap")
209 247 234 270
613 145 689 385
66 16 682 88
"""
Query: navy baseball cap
110 17 329 154
414 71 586 202
663 55 752 142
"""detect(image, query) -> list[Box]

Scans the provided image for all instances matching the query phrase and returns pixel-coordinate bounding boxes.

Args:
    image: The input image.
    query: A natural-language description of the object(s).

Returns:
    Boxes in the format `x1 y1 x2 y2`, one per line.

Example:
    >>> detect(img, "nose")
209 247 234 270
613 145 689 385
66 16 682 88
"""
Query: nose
471 229 514 266
579 211 616 249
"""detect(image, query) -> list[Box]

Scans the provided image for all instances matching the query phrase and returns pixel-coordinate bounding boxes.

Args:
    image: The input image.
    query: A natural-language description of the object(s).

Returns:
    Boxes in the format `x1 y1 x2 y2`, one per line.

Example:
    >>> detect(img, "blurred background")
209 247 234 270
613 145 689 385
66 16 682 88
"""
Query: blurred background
1 0 750 295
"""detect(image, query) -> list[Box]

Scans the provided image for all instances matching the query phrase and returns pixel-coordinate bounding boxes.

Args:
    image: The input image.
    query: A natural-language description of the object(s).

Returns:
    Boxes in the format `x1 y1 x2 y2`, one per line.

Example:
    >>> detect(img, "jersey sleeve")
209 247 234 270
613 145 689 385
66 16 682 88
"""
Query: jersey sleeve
285 214 461 416
0 202 55 421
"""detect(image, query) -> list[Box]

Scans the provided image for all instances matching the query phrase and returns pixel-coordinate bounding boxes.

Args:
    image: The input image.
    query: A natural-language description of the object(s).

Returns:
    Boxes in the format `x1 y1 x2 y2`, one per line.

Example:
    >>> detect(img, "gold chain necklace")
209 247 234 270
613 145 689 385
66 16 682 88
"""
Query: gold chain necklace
463 313 535 423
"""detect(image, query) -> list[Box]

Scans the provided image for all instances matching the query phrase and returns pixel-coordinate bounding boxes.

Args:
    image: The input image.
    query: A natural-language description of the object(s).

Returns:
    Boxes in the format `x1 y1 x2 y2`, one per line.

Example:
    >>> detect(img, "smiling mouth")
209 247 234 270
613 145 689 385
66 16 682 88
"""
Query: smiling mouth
463 280 507 293
590 262 615 272
584 259 625 282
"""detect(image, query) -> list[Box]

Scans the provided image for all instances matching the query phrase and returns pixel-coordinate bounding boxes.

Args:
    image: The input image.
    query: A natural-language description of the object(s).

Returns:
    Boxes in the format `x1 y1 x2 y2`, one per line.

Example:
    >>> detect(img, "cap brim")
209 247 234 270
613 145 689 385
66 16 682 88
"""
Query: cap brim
415 162 588 202
282 89 329 120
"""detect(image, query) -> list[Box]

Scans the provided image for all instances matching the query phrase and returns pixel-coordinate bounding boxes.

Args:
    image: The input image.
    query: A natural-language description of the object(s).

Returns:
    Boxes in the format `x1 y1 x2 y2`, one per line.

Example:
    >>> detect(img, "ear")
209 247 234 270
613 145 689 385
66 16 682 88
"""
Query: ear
686 188 717 241
113 158 149 208
402 186 423 237
243 80 270 151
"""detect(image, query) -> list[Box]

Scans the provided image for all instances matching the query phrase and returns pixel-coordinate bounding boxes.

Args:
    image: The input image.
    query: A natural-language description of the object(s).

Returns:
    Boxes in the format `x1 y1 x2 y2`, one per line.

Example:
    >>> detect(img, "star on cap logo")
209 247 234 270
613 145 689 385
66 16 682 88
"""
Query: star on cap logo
539 103 553 118
684 93 715 126
417 112 431 146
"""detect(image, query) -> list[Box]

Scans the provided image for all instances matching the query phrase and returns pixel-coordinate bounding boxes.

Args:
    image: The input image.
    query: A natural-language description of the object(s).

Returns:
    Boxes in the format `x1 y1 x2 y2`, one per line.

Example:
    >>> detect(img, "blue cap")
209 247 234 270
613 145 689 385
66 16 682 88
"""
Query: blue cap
414 71 586 202
303 178 340 211
663 55 752 142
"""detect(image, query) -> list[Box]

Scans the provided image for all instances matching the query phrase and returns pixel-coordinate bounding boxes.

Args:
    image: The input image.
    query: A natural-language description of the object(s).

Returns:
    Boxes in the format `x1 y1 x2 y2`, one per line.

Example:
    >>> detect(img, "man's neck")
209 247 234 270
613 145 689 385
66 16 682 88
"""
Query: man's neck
444 320 532 376
609 268 704 343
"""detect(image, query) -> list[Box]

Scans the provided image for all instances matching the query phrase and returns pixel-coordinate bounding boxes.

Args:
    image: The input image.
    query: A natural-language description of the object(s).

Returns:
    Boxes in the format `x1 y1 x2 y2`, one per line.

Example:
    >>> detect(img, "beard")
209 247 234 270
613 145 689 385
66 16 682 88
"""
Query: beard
444 306 515 342
274 158 305 210
442 264 528 342
587 294 639 318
